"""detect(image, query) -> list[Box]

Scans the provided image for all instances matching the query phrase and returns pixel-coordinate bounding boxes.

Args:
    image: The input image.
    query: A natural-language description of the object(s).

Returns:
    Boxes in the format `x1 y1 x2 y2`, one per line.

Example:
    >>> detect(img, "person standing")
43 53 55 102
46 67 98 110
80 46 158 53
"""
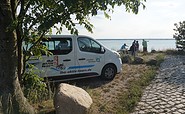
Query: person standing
142 39 148 52
130 40 136 57
135 41 139 55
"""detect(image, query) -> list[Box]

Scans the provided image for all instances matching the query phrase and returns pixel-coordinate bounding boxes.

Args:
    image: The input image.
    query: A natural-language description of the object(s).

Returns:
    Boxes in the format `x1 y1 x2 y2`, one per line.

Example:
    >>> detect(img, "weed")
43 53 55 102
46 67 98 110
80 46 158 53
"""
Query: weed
155 53 165 66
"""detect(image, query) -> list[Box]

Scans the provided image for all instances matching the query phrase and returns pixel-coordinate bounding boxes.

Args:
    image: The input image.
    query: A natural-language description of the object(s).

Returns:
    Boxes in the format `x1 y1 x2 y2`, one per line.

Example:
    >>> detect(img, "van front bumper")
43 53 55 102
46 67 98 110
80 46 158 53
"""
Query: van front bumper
116 58 122 73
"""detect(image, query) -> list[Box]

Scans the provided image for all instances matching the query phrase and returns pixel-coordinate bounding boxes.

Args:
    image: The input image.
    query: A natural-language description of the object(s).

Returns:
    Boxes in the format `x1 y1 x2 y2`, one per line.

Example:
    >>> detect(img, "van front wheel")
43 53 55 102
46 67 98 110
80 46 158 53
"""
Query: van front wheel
101 65 116 80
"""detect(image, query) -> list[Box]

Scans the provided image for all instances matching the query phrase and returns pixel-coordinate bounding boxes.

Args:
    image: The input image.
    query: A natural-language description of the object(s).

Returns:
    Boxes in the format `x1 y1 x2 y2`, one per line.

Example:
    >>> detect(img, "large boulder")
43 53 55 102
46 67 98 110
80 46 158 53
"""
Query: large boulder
54 83 93 114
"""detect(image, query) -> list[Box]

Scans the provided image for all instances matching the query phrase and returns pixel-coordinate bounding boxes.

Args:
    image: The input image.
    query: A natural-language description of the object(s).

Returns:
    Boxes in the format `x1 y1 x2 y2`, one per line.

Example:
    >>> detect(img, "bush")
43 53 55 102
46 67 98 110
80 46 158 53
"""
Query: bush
23 65 51 103
173 21 185 51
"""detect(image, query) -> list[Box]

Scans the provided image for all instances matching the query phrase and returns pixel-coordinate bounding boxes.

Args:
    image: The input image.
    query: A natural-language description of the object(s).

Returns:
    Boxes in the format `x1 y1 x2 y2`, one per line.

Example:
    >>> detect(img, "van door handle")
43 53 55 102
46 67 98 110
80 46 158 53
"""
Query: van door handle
63 59 71 62
79 58 85 60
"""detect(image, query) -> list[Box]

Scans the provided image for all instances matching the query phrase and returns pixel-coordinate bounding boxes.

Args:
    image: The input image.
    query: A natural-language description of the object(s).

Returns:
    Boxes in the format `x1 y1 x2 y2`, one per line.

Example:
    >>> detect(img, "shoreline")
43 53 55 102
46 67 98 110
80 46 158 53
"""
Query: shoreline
96 38 175 40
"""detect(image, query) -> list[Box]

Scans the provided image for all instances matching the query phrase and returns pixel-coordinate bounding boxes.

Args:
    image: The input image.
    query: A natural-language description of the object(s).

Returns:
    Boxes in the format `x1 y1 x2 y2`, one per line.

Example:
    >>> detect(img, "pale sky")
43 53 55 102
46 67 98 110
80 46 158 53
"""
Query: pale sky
60 0 185 39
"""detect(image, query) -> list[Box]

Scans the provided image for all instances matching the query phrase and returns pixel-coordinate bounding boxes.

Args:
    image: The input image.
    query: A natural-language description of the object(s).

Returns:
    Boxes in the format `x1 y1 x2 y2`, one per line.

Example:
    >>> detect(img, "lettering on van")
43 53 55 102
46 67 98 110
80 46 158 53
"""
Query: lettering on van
60 69 91 74
86 59 96 63
42 56 58 68
86 57 101 63
42 60 54 67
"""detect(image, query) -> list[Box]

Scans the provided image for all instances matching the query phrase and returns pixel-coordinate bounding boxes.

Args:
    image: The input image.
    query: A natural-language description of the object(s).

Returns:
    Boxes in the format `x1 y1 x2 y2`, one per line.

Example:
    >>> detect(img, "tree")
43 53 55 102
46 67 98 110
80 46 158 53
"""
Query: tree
174 21 185 51
0 0 146 113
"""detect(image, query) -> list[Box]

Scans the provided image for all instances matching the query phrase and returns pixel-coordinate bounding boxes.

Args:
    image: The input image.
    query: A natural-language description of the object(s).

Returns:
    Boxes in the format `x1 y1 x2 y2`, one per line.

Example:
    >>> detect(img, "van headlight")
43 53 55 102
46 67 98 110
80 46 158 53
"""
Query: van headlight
113 51 121 58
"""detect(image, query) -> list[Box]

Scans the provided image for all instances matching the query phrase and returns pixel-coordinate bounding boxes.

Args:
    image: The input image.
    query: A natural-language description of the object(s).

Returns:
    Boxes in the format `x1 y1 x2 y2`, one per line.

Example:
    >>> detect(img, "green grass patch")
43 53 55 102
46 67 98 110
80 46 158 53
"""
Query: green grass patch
155 53 165 66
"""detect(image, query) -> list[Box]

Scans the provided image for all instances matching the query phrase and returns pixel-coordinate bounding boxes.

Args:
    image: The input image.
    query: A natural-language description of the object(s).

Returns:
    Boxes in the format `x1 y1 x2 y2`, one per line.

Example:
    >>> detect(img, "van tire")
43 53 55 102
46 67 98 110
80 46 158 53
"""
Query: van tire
101 64 116 80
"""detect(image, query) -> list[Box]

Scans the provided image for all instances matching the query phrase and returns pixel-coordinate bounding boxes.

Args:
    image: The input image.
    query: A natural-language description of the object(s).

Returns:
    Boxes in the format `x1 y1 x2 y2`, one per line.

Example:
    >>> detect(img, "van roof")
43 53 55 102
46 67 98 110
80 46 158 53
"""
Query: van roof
46 35 91 39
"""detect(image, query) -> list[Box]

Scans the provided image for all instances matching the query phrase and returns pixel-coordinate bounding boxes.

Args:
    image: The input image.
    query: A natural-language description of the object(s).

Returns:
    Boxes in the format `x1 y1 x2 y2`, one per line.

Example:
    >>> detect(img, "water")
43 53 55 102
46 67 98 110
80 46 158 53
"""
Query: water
96 39 176 52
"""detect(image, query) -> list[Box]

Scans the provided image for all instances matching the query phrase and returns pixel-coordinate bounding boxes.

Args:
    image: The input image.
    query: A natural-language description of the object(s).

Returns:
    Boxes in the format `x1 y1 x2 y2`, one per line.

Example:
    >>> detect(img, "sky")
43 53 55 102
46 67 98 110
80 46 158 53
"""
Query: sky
60 0 185 39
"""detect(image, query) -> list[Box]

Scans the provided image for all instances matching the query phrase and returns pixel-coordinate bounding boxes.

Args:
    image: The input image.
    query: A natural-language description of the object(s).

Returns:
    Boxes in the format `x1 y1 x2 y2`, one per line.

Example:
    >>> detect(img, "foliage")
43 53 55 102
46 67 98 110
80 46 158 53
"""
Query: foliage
19 0 146 81
173 21 185 51
22 64 50 103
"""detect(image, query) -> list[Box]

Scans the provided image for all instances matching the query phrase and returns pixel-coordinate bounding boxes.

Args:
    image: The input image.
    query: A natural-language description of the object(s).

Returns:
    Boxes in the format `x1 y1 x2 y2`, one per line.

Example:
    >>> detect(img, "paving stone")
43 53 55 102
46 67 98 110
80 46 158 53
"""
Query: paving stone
178 109 185 113
171 107 177 112
172 112 181 114
176 98 183 101
138 110 145 114
176 104 184 108
180 99 185 103
165 104 172 108
154 105 160 110
174 100 181 104
168 101 175 106
160 101 166 105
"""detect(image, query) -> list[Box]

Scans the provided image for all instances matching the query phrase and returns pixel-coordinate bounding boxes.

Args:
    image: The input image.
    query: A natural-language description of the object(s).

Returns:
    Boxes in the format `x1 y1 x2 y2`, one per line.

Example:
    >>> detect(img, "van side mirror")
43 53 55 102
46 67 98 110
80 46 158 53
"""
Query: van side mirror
101 47 105 53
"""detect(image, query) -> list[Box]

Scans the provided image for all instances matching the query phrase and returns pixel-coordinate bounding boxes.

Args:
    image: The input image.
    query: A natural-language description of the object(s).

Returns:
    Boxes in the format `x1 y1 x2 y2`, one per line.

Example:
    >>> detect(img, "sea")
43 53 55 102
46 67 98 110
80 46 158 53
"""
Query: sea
96 39 176 52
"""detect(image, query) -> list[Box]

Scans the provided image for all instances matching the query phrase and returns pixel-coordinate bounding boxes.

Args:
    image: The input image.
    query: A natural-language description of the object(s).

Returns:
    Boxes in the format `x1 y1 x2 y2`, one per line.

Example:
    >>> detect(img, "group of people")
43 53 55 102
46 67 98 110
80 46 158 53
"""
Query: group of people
120 39 148 56
130 40 139 56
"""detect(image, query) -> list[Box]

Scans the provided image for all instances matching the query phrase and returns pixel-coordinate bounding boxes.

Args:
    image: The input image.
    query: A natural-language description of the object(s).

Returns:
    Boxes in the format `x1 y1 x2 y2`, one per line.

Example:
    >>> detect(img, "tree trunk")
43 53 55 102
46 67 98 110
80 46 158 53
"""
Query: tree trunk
0 1 35 113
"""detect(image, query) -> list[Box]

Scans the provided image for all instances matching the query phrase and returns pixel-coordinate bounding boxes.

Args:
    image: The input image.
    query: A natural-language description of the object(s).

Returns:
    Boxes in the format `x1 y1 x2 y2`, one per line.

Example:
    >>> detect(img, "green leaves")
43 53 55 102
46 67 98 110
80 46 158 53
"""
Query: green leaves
23 64 49 103
18 0 145 38
17 0 146 81
173 21 185 50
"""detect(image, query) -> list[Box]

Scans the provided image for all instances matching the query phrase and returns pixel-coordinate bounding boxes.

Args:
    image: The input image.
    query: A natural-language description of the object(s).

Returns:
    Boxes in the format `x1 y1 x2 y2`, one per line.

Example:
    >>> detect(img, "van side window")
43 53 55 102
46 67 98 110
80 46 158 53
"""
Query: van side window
43 38 72 55
78 37 102 53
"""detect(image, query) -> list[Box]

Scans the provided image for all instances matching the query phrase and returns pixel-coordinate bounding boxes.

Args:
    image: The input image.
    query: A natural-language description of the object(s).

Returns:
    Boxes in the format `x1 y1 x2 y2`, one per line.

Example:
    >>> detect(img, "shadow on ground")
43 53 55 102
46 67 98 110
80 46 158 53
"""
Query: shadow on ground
52 76 111 89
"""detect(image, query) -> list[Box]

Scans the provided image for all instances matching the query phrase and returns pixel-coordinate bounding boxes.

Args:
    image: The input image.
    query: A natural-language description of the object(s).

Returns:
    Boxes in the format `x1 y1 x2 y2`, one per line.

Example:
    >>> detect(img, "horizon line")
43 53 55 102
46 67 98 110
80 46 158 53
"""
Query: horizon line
96 38 175 40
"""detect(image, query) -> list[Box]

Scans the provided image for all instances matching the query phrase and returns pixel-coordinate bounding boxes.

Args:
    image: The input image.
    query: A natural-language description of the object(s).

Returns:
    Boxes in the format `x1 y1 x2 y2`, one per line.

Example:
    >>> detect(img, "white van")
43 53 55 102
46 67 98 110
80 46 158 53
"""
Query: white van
28 35 122 81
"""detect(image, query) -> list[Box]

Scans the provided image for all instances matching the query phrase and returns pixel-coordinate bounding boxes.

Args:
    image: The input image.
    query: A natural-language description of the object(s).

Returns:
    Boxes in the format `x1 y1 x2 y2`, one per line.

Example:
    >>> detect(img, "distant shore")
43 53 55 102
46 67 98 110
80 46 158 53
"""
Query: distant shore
97 39 176 52
96 38 175 40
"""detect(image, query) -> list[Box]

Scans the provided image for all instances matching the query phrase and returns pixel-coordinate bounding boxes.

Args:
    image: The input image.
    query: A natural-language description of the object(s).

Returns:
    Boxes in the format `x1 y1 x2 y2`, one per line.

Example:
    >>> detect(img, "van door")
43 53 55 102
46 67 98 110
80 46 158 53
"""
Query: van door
41 37 75 79
76 37 105 77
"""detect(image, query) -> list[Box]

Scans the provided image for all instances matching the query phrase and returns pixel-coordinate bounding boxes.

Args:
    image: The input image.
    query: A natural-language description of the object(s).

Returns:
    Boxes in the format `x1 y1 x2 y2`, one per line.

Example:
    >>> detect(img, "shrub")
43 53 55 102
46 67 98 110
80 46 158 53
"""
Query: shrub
23 65 51 103
173 21 185 51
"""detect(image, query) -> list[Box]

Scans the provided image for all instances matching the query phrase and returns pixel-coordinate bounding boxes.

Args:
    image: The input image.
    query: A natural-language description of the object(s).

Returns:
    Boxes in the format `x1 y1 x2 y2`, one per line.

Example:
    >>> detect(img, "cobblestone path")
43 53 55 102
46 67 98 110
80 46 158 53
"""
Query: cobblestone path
131 55 185 114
